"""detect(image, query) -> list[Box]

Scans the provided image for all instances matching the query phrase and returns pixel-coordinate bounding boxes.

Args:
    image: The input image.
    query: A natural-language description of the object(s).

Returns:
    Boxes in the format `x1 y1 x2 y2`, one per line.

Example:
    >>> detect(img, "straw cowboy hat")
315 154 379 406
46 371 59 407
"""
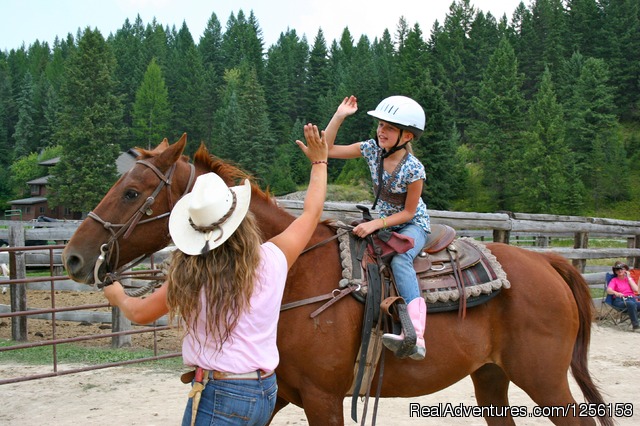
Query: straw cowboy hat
169 172 251 255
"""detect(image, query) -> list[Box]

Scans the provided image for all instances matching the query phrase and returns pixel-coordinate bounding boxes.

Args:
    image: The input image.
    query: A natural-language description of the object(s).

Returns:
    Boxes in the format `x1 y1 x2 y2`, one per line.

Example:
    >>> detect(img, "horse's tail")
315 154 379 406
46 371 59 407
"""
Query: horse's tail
543 253 613 426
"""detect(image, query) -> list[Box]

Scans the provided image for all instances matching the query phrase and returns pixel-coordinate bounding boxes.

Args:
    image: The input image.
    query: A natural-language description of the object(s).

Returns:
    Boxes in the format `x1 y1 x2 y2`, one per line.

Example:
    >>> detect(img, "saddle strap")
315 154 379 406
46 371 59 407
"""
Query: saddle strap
448 246 468 318
351 263 380 422
380 295 402 313
310 285 360 319
359 266 384 426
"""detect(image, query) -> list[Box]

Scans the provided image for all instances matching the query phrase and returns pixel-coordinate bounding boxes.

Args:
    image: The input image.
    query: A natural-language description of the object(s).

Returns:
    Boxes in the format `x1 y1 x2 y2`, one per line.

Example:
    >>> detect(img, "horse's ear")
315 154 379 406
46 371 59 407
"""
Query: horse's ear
176 133 187 149
154 133 187 171
144 138 170 156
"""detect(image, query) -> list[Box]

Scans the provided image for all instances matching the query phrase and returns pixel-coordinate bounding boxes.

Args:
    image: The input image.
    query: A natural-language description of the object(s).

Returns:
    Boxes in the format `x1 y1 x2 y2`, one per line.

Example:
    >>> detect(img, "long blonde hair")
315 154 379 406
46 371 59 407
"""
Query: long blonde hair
166 211 262 351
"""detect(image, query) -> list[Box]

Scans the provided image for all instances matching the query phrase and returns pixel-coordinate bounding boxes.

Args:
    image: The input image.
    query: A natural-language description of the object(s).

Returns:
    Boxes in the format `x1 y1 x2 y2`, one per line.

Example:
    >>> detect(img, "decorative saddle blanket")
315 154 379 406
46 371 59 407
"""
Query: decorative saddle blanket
336 223 510 313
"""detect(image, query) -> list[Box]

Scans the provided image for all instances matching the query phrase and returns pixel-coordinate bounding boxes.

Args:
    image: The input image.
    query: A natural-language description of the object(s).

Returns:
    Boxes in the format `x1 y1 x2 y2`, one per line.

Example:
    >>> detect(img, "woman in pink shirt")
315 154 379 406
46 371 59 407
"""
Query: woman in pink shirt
606 261 640 331
104 123 328 425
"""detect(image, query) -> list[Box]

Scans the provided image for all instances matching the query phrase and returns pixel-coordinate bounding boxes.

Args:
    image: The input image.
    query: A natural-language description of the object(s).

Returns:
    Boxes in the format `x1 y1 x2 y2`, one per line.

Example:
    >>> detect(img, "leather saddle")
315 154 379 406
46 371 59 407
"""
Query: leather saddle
414 224 481 280
347 222 502 317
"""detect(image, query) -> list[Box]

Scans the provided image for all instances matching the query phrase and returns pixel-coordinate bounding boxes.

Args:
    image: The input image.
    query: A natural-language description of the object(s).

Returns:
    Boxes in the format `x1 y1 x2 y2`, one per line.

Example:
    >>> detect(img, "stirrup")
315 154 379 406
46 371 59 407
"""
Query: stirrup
382 333 404 352
409 345 426 361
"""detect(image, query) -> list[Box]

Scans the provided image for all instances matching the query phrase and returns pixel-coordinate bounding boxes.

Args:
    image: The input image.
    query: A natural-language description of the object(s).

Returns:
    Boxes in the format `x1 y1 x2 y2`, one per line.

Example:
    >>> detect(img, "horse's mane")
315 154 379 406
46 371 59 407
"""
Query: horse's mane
192 143 275 204
136 141 276 205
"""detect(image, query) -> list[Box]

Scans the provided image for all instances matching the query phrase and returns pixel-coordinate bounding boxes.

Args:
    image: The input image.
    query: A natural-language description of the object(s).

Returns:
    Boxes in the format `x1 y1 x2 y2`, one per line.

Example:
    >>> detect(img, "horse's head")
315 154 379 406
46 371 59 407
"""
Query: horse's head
63 134 196 284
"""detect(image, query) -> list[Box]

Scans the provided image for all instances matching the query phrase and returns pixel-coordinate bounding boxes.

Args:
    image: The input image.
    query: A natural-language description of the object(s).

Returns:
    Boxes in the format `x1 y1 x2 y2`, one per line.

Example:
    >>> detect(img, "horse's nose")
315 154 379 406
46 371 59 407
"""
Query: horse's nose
62 250 85 279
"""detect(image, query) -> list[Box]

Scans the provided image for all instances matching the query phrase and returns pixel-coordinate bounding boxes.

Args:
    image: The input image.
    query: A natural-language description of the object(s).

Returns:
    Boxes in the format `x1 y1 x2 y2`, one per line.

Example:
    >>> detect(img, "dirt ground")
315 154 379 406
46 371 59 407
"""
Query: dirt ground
1 291 639 425
0 290 182 351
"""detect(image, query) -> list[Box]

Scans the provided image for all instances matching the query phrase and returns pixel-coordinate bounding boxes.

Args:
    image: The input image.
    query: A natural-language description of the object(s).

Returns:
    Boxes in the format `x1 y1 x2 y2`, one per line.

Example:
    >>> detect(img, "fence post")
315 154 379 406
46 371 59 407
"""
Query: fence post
8 222 27 341
493 230 510 244
111 277 132 348
573 232 588 273
628 236 639 269
536 234 549 247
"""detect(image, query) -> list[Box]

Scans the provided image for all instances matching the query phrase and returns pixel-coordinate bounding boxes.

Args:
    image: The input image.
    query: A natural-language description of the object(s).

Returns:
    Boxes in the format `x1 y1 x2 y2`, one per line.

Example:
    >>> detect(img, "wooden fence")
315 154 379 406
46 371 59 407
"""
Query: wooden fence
2 203 640 279
2 206 639 383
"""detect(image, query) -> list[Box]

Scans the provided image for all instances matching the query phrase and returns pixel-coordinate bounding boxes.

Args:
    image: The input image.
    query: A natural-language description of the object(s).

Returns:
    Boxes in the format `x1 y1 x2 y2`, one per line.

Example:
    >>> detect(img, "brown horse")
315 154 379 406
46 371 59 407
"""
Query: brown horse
63 135 611 426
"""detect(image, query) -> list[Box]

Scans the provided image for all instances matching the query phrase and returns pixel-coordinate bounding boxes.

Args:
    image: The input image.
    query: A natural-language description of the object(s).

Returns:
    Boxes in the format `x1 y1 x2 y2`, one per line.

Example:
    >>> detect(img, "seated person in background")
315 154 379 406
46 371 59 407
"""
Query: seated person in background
606 261 640 331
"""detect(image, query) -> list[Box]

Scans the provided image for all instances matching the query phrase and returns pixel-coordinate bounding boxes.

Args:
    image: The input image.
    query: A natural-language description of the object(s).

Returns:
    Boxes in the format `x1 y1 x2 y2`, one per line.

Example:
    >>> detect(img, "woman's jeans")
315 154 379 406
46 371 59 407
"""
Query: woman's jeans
182 373 278 426
390 224 428 304
611 296 640 326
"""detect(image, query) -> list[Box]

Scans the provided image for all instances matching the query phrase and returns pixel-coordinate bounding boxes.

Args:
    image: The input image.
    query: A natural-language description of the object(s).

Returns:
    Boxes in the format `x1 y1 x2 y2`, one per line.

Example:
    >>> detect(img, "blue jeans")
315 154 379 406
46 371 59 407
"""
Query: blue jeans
182 373 278 426
390 224 428 304
611 296 639 326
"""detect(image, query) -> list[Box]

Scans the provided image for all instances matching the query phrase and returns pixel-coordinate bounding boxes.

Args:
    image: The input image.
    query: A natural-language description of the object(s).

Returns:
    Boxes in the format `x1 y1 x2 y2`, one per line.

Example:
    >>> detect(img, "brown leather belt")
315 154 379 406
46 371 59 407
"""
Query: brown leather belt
181 368 274 384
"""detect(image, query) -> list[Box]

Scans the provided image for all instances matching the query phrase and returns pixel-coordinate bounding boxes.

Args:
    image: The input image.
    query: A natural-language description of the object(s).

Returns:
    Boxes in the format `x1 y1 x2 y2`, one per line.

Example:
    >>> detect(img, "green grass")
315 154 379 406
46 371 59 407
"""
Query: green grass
0 339 182 369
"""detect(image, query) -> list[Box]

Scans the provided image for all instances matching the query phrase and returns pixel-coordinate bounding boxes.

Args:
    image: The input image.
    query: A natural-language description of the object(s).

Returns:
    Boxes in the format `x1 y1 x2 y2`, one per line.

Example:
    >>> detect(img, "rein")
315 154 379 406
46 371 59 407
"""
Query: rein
280 223 361 315
89 159 196 290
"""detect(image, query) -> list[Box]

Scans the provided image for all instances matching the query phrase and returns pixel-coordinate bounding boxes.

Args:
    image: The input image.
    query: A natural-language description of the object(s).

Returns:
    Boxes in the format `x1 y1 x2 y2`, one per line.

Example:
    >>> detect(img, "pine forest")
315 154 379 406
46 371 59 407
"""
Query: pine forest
0 0 638 219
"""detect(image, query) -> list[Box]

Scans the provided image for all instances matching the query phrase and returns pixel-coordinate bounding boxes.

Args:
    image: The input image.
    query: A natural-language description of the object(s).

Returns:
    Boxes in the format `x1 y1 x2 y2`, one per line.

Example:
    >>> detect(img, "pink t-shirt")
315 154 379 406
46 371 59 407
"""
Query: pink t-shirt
608 276 636 297
181 242 288 373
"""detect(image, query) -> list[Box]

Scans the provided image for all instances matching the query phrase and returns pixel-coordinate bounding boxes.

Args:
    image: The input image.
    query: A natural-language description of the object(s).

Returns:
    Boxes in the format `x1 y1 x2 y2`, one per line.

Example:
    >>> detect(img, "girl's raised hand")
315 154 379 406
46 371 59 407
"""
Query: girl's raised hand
336 95 358 117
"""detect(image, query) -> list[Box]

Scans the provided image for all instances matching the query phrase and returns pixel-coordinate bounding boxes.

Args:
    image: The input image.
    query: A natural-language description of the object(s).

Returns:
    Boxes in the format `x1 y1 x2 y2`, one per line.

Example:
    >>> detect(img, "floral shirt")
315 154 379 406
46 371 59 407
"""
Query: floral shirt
360 139 430 234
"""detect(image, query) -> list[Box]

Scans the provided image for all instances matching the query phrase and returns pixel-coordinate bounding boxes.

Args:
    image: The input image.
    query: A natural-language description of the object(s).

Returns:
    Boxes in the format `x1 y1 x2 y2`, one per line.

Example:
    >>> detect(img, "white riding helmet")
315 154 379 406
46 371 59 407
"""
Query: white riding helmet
367 95 426 139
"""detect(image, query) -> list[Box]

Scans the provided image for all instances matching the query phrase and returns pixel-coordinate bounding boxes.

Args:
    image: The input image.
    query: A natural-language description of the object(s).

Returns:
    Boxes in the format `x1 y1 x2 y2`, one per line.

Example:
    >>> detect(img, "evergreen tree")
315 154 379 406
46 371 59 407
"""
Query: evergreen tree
26 41 53 154
40 81 59 148
305 29 332 122
268 143 298 195
109 15 146 147
601 0 640 119
165 22 206 154
467 11 501 95
132 58 171 148
468 36 527 211
565 0 605 58
142 19 169 69
413 71 462 211
516 68 579 213
12 71 36 158
264 29 309 145
519 0 568 97
429 0 476 137
5 47 30 153
563 56 626 211
393 23 430 96
343 35 379 139
0 53 11 204
212 69 241 160
46 35 75 94
286 118 312 185
371 29 395 98
48 28 124 214
220 10 265 83
213 65 275 184
236 64 276 182
330 28 355 90
199 13 225 144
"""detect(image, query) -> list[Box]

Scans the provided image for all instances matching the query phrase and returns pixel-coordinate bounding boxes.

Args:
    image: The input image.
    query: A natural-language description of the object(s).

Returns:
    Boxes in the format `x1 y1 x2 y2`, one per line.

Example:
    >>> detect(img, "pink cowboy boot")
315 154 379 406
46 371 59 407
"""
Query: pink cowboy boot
382 297 427 360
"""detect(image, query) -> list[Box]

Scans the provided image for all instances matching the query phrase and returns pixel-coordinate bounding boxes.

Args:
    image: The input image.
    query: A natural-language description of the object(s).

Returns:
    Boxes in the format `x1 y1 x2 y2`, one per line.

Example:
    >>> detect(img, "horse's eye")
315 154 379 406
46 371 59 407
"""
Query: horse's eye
123 189 139 201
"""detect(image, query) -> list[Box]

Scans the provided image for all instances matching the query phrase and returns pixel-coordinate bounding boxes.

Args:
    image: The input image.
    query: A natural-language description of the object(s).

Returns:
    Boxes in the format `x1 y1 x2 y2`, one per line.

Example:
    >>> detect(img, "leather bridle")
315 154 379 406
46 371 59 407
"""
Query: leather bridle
87 159 196 286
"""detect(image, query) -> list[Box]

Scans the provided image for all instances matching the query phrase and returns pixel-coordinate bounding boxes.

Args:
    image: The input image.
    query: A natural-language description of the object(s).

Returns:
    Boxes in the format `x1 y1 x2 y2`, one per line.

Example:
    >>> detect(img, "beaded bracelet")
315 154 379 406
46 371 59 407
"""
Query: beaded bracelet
311 160 328 165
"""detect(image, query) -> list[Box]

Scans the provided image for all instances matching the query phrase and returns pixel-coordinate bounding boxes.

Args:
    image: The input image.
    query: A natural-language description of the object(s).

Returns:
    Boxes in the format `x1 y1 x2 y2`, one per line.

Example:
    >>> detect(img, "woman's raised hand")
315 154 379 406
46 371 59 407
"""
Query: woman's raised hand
296 124 328 163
